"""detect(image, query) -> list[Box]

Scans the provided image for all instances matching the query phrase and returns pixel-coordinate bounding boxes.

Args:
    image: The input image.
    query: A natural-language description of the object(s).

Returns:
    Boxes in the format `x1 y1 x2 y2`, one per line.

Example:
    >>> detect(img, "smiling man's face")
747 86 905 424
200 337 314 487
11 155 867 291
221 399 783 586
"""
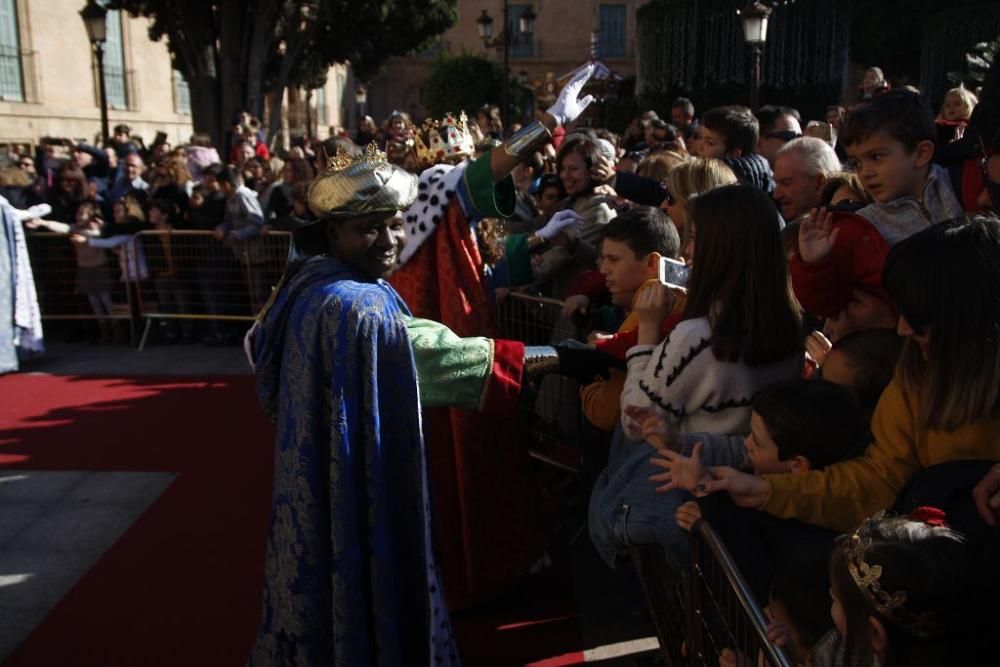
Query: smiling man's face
326 212 406 279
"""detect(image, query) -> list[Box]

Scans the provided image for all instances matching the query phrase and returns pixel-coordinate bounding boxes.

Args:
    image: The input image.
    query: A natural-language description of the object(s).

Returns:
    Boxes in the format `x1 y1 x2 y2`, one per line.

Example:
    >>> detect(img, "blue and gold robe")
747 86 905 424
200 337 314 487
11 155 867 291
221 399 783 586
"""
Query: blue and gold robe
249 256 458 667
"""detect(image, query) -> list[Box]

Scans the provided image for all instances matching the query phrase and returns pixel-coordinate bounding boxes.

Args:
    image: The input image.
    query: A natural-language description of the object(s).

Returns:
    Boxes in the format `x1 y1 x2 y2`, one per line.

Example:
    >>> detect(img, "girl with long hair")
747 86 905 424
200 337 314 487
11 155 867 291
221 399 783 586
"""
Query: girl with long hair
621 184 803 437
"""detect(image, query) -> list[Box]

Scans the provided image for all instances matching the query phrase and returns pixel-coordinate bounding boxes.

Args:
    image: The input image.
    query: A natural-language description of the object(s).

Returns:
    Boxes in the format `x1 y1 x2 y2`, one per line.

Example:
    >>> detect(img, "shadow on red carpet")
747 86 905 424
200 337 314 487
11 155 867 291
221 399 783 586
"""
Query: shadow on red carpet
0 373 597 666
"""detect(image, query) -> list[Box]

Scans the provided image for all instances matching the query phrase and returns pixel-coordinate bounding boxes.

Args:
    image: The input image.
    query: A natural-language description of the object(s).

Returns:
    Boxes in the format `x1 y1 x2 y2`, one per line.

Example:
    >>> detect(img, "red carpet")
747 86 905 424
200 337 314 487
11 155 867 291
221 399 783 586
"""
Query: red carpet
0 373 276 666
0 373 592 666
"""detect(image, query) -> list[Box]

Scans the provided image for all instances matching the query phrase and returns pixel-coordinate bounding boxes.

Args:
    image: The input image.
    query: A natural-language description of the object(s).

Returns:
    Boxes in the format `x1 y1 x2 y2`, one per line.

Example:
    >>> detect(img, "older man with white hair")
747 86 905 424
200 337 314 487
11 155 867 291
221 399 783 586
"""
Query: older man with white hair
772 136 841 223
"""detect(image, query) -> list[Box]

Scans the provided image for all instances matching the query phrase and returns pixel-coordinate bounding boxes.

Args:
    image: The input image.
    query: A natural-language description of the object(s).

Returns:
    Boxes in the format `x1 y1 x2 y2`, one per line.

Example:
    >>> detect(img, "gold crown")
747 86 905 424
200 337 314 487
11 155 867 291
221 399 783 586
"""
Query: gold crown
844 512 943 638
413 111 475 167
307 141 418 219
325 142 387 174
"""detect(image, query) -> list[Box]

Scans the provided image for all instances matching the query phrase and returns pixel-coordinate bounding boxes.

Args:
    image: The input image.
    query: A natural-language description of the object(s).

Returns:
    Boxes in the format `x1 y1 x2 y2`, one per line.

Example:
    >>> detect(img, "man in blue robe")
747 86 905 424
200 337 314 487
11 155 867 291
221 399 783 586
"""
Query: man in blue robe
246 66 604 666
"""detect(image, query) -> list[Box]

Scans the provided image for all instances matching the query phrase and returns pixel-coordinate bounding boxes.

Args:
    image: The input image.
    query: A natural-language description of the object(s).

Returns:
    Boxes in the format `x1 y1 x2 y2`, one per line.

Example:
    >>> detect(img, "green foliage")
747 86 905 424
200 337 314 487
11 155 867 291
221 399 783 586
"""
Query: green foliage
108 0 458 141
423 54 504 119
948 36 1000 88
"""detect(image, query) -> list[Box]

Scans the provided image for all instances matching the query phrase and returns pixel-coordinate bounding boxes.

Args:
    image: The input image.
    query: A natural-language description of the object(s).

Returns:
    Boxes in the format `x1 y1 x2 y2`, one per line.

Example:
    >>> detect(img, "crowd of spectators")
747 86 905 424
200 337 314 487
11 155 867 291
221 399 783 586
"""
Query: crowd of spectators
2 64 999 665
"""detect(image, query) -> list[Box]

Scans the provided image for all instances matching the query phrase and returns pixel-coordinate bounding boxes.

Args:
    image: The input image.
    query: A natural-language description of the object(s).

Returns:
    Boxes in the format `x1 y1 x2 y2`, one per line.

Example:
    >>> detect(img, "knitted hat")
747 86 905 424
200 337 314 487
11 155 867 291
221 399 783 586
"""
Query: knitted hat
723 154 775 195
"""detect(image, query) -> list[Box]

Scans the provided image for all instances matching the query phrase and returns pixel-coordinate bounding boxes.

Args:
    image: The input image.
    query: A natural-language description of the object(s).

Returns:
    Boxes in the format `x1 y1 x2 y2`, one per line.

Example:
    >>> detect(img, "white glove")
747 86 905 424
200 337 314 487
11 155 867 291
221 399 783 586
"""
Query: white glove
546 64 596 127
536 209 583 240
13 203 52 222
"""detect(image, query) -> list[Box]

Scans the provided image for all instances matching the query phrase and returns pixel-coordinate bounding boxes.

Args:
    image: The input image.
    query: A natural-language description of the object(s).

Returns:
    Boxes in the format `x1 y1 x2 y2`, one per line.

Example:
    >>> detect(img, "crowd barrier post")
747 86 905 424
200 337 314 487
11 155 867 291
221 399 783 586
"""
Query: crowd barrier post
687 520 794 667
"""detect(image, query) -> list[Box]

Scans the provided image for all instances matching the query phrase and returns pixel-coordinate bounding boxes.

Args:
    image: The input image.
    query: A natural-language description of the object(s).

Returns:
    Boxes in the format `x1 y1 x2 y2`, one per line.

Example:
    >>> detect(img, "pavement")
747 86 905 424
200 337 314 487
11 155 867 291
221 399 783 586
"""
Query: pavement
0 470 176 659
18 339 252 377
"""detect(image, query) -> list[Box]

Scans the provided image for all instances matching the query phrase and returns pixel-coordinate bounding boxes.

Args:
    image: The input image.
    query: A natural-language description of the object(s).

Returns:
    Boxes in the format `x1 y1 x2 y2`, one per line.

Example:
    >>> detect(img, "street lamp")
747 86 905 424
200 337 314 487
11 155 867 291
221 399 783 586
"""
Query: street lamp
738 1 772 111
476 9 494 41
80 0 110 145
477 4 536 129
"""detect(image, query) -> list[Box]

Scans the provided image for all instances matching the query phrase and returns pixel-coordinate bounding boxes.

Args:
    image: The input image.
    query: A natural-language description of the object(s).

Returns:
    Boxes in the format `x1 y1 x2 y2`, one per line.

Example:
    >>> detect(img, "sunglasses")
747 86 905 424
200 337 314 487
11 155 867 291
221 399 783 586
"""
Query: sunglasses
764 130 803 142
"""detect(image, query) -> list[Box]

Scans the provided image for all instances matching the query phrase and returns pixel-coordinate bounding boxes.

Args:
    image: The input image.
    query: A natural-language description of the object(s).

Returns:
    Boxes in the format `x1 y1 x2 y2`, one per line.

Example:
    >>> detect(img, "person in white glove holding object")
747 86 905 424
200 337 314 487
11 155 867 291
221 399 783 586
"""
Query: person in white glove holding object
486 63 595 183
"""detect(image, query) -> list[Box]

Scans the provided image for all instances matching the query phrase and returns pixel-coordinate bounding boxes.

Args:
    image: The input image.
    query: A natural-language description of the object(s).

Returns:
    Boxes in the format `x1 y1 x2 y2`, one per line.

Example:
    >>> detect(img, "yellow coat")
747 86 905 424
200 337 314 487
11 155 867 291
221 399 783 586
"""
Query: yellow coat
764 376 1000 532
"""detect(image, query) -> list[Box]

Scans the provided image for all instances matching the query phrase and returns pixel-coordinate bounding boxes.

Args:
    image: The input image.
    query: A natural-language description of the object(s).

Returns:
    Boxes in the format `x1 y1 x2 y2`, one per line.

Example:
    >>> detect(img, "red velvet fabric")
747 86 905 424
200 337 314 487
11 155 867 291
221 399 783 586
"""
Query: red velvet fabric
390 199 542 609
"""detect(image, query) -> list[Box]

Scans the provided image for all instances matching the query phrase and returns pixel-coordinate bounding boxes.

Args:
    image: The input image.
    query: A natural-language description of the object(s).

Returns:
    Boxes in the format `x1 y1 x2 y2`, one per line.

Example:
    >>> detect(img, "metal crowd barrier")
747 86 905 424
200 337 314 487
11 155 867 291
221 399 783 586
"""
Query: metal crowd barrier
133 230 290 349
25 231 133 322
497 291 585 473
687 520 793 667
24 229 291 349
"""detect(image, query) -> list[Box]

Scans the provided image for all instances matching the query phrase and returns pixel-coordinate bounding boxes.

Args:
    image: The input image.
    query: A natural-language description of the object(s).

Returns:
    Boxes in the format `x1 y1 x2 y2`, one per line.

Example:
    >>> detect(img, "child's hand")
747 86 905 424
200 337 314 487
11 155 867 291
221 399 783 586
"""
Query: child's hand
649 441 710 494
765 618 790 648
675 500 702 531
69 233 88 245
212 227 226 241
797 207 837 264
701 467 772 508
623 405 682 452
805 330 833 367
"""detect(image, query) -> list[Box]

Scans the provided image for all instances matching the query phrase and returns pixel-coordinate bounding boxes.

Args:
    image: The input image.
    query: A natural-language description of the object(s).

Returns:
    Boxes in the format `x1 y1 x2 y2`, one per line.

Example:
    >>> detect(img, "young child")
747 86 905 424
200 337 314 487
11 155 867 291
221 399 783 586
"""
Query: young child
147 199 194 344
826 511 970 666
810 328 903 429
936 86 978 146
698 105 775 194
790 90 966 321
28 201 116 341
647 379 863 496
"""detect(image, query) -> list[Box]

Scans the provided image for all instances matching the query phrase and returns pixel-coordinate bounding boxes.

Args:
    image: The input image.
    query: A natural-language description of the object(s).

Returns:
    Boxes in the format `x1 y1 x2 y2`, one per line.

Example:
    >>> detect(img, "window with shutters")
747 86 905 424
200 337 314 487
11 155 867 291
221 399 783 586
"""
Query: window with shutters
598 4 626 59
174 70 191 115
102 9 128 109
316 85 327 126
0 0 23 101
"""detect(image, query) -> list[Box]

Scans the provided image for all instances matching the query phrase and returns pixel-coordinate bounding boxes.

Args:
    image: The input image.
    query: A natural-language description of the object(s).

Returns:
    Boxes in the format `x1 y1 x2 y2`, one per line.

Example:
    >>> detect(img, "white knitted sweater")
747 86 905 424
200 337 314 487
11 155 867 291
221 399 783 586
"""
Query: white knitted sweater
620 317 802 439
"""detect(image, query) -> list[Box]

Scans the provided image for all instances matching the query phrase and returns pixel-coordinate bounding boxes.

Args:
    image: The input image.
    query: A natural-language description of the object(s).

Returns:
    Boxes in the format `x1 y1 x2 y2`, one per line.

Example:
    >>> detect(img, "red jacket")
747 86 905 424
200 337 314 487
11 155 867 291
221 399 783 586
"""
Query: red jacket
788 211 891 319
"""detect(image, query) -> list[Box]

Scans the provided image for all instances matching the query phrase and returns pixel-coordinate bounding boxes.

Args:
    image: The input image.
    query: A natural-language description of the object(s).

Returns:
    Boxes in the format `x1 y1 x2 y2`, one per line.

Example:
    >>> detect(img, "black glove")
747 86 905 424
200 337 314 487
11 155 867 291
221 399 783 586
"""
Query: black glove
554 344 624 384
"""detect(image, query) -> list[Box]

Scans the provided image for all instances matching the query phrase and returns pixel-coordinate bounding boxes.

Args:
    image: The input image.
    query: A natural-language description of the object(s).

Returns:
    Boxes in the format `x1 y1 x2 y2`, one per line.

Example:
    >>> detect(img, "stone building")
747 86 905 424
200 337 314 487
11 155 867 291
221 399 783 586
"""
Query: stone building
366 0 649 122
0 0 349 159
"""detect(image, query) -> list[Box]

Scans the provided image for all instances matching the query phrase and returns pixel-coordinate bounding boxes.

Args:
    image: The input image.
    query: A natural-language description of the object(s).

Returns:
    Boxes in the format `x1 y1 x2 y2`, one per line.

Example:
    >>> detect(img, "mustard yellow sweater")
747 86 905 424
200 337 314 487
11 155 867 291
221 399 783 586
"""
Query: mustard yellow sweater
764 377 1000 532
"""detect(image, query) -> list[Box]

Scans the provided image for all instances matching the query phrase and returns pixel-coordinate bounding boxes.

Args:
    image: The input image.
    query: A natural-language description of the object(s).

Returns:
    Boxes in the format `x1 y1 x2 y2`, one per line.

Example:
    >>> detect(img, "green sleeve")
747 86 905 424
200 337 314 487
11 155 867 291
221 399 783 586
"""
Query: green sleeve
404 315 493 410
503 233 533 286
463 149 517 218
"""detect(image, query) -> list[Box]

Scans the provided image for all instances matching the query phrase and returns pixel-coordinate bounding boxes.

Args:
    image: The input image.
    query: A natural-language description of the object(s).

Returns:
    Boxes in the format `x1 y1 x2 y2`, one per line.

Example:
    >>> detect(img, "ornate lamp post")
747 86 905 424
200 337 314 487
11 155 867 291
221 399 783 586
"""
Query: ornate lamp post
80 0 110 145
477 4 536 128
738 1 772 111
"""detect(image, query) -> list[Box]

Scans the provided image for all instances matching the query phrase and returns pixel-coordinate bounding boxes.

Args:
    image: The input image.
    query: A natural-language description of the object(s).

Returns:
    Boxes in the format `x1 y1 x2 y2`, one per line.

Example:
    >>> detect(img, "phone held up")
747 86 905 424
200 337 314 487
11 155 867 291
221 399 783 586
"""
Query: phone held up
658 256 689 290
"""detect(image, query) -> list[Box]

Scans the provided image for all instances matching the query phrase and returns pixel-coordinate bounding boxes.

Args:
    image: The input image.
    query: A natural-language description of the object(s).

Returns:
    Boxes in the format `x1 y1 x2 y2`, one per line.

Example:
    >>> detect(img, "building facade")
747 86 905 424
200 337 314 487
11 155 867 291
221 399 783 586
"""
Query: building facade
367 0 648 123
0 0 349 158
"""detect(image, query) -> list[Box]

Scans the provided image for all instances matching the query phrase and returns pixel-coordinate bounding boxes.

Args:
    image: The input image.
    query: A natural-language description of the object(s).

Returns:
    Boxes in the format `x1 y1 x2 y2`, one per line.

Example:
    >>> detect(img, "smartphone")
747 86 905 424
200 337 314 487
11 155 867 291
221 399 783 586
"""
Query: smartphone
658 256 689 288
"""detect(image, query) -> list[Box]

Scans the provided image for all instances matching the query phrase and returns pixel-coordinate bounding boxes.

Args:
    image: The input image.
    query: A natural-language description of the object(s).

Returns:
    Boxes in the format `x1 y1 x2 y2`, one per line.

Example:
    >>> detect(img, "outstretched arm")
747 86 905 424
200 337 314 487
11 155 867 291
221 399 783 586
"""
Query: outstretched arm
488 64 595 183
